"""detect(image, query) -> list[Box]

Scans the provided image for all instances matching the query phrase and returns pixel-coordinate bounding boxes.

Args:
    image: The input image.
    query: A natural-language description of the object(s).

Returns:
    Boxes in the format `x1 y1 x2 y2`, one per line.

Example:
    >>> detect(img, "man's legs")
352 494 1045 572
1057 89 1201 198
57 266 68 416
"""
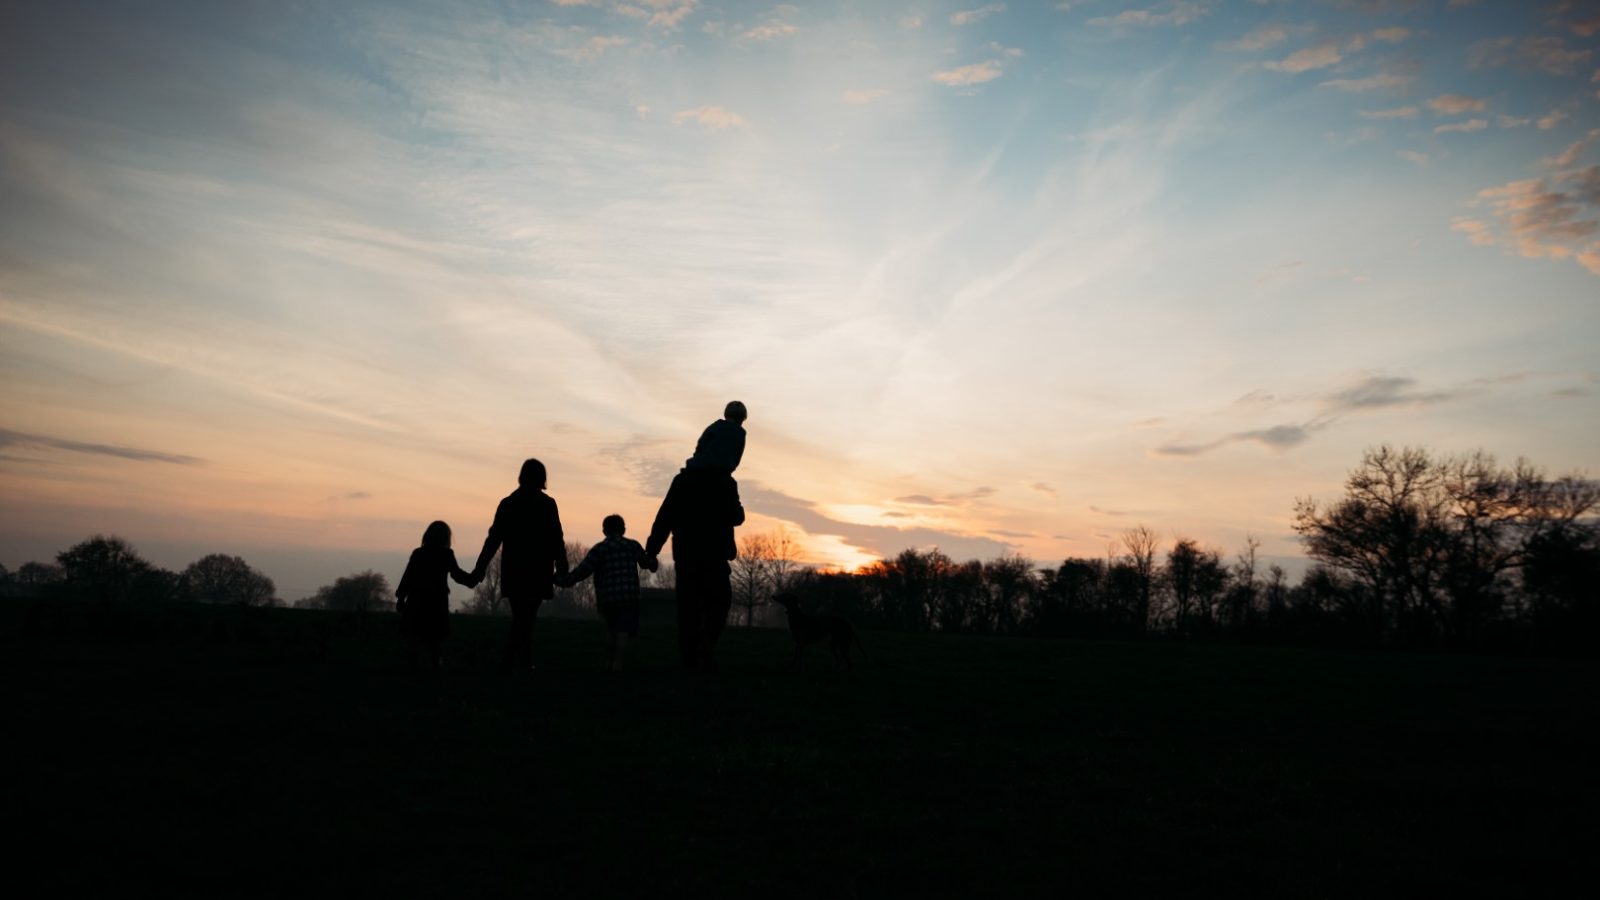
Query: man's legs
701 560 732 667
675 562 706 670
504 595 539 670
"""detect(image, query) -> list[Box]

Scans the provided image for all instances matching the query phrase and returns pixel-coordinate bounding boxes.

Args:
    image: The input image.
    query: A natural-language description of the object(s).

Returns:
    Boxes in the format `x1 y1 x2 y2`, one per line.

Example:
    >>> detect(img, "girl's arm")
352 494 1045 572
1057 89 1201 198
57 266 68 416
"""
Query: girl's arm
447 549 476 587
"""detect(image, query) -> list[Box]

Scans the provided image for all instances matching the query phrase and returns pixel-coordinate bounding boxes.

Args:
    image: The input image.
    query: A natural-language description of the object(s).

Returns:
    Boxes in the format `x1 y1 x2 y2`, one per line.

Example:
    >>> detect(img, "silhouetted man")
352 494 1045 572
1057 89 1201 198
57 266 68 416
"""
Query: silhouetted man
644 466 745 673
473 458 568 671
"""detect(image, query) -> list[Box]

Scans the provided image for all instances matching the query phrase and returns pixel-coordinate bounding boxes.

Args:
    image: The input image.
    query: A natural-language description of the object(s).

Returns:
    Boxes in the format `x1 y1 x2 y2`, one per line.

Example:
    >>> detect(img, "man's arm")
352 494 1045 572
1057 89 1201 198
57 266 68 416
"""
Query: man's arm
549 497 568 578
644 477 679 559
473 500 505 578
728 477 746 527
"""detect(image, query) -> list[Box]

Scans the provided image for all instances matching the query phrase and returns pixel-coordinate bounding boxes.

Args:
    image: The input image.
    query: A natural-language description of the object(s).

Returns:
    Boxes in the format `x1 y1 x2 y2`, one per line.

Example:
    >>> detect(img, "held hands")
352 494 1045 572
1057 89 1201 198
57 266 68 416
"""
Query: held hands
644 554 660 572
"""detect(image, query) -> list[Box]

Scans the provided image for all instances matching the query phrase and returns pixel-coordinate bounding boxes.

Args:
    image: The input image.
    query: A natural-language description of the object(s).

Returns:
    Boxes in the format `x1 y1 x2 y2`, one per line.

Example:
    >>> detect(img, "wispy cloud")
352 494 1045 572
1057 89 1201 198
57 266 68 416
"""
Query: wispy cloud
950 4 1006 26
1319 72 1409 91
1456 164 1600 273
842 88 889 105
1225 24 1290 51
0 428 203 466
1546 128 1600 168
1089 1 1208 28
1428 93 1487 115
1266 40 1346 73
671 105 746 129
1435 118 1488 134
931 60 1006 87
1359 105 1418 119
1154 375 1472 458
1470 36 1593 76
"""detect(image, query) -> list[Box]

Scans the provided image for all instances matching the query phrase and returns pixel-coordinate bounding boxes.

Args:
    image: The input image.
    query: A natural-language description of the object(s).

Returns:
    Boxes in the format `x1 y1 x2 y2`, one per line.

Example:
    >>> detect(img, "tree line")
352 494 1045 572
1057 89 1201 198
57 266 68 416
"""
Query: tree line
721 446 1600 655
5 445 1595 654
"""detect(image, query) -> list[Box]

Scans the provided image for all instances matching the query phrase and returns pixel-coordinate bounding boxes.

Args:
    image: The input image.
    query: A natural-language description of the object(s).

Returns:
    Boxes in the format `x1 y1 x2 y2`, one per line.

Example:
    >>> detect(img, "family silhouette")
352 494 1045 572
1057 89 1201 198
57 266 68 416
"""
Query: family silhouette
396 402 749 673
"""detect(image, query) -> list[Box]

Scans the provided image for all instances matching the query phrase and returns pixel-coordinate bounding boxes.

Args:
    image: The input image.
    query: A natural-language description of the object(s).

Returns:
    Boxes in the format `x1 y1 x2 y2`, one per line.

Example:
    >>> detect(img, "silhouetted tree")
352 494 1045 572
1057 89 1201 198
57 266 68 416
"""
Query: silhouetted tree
180 554 277 607
980 555 1035 635
309 571 392 612
733 532 774 627
1296 445 1598 646
15 561 65 597
548 541 594 617
1521 527 1600 650
1120 526 1159 632
464 550 508 616
57 535 154 603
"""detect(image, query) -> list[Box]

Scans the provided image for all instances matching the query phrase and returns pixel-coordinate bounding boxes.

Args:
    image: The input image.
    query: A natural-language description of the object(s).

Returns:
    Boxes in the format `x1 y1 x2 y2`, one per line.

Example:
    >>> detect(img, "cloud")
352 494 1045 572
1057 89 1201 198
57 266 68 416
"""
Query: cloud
1428 94 1487 115
1397 150 1430 166
950 4 1006 26
614 0 700 30
1088 505 1132 517
899 14 923 29
1539 109 1568 130
1319 72 1409 91
894 487 994 506
1547 128 1600 168
1226 25 1289 51
1089 2 1208 28
1153 375 1470 458
744 482 1011 563
1359 105 1418 119
1155 424 1315 457
1319 375 1459 413
1434 118 1488 134
1498 115 1532 128
991 529 1033 538
741 23 797 41
1470 36 1593 76
555 35 631 62
0 428 204 465
1266 41 1345 73
1370 27 1411 43
931 60 1005 86
1458 171 1599 267
842 88 889 105
671 105 746 129
1031 482 1058 497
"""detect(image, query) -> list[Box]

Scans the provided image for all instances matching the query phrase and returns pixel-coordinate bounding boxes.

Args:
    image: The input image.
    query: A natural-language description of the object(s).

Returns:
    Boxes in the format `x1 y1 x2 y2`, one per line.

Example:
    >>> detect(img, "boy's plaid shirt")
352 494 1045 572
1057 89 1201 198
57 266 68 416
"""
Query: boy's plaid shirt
571 535 647 604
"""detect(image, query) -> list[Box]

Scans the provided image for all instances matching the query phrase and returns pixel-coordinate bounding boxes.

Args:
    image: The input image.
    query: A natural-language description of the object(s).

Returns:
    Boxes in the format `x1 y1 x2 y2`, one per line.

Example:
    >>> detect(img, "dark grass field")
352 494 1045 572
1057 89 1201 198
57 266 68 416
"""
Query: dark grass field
6 598 1597 898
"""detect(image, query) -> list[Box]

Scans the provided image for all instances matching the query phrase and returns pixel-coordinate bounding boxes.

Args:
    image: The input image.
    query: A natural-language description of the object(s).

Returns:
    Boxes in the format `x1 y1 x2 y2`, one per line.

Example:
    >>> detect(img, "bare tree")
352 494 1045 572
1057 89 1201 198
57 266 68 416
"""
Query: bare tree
1295 445 1598 644
1120 525 1159 632
463 550 508 616
733 533 774 627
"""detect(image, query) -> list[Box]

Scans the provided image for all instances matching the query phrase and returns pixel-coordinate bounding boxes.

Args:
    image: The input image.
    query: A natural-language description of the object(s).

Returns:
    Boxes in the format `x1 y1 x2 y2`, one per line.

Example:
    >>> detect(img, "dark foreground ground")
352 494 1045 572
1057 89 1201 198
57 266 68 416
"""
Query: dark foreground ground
5 598 1597 898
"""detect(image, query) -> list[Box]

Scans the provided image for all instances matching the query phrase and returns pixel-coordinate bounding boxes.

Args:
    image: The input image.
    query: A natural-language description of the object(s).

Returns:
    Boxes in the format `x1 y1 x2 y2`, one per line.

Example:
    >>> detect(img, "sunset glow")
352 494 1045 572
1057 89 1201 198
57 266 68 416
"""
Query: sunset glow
2 0 1598 597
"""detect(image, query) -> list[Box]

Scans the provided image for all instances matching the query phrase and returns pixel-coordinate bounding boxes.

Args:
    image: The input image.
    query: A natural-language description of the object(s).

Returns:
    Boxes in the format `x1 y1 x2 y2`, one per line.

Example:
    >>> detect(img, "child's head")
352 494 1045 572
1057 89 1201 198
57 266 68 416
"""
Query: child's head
518 458 547 489
422 520 451 549
724 400 747 424
602 514 626 537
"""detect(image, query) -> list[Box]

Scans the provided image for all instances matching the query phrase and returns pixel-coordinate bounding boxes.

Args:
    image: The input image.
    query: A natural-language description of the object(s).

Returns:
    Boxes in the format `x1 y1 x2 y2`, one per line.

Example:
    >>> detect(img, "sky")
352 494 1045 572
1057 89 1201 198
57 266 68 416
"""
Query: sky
2 0 1598 599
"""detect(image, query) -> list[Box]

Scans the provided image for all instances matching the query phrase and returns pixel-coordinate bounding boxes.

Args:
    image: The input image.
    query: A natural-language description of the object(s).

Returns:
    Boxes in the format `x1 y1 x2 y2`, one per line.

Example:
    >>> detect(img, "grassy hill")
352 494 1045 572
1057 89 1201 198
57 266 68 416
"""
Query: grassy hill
6 598 1596 897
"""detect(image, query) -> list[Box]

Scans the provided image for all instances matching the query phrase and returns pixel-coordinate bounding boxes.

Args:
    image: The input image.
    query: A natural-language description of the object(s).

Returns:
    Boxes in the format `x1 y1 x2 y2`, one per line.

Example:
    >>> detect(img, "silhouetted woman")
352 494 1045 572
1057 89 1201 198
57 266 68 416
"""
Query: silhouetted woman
472 459 568 672
396 520 475 669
